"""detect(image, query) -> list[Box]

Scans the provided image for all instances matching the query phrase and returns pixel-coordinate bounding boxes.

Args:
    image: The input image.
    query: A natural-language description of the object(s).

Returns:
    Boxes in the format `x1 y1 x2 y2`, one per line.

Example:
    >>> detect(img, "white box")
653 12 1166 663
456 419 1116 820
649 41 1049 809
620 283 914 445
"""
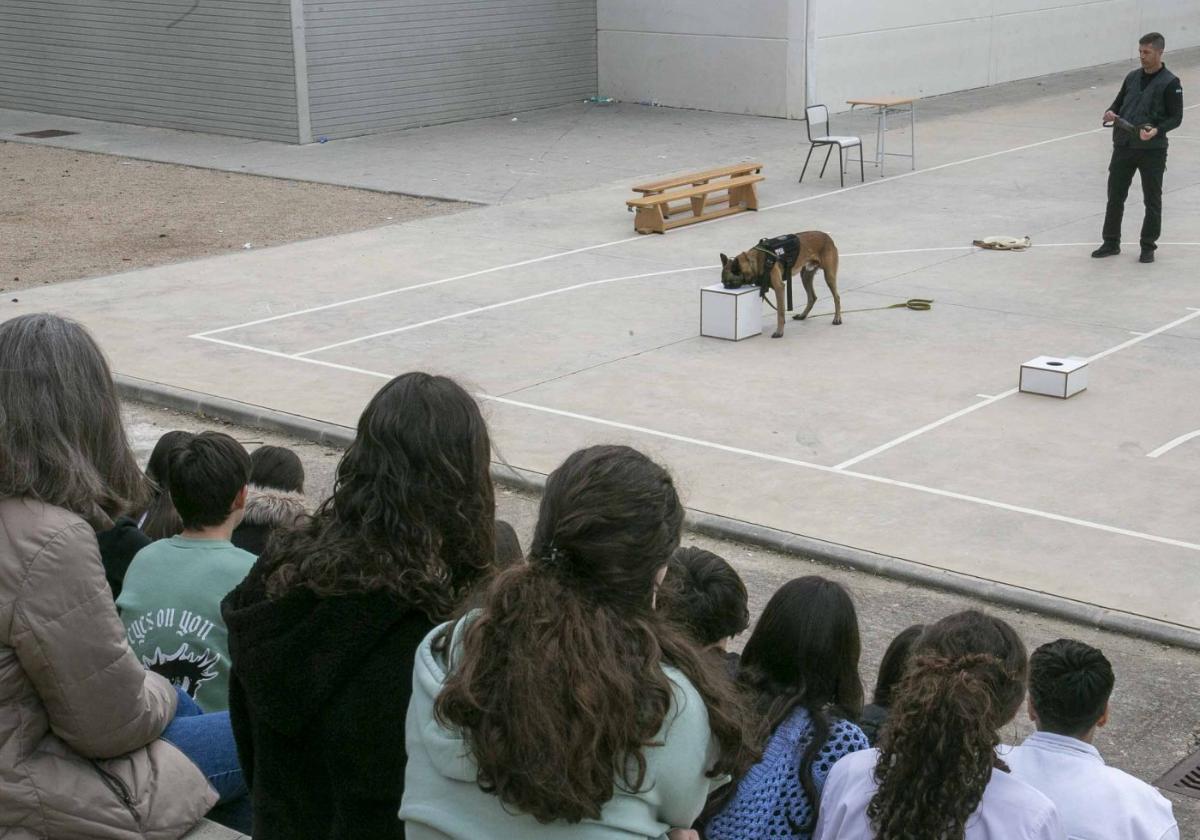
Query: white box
1019 356 1088 398
701 283 762 341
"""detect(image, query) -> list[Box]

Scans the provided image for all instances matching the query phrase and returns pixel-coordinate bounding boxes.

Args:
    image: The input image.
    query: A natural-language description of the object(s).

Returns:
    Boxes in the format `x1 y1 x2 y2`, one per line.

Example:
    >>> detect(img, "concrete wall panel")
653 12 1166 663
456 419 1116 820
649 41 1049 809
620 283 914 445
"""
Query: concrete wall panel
817 18 993 111
597 0 786 39
990 0 1139 84
598 31 788 116
816 0 1199 113
1139 0 1200 49
819 0 990 39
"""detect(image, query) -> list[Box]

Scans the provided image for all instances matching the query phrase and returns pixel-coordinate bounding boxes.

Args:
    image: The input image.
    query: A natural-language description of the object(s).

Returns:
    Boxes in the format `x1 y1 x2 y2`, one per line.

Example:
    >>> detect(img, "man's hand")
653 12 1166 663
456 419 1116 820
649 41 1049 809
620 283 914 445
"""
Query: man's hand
1139 126 1159 142
1104 110 1118 123
667 831 699 840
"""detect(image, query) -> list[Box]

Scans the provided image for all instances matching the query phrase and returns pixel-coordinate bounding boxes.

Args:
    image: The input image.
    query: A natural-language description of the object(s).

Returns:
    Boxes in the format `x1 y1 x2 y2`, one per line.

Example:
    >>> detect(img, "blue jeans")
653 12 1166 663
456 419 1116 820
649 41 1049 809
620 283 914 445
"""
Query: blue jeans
162 687 252 833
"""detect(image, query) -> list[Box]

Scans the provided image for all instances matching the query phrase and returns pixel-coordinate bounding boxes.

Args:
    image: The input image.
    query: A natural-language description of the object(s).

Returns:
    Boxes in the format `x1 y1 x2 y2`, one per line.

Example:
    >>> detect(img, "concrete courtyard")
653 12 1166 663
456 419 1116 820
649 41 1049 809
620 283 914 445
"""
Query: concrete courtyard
3 49 1199 642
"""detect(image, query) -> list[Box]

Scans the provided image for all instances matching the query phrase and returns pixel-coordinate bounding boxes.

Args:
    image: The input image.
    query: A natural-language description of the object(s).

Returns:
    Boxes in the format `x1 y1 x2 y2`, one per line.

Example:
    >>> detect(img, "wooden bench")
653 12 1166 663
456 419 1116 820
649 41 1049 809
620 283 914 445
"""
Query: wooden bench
627 163 764 234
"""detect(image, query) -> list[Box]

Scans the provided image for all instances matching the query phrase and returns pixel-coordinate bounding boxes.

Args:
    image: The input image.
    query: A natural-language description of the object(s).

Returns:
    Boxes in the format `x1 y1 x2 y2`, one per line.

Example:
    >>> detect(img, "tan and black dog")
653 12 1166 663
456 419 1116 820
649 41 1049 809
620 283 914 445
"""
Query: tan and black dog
719 231 841 338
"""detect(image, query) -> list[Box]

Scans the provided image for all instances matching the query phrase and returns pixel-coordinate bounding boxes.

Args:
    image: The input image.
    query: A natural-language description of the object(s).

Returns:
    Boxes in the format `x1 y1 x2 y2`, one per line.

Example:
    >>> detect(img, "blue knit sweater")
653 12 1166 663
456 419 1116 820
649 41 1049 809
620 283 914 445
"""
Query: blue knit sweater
706 707 869 840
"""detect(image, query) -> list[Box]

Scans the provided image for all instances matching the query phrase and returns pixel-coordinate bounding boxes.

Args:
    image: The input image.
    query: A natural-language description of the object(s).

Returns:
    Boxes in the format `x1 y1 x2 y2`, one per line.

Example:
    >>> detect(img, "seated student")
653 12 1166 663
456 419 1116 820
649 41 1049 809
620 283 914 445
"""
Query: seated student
224 372 498 840
140 429 194 540
400 445 753 840
494 519 524 567
118 432 255 713
858 623 925 745
705 577 869 840
814 610 1062 840
97 507 151 601
0 313 247 836
98 429 192 600
1005 639 1178 840
231 445 308 555
658 546 750 676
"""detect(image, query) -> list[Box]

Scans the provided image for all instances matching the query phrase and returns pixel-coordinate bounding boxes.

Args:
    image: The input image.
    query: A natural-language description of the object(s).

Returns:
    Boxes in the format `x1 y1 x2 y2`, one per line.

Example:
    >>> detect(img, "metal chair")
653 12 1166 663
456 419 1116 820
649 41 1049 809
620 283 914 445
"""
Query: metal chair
800 104 864 188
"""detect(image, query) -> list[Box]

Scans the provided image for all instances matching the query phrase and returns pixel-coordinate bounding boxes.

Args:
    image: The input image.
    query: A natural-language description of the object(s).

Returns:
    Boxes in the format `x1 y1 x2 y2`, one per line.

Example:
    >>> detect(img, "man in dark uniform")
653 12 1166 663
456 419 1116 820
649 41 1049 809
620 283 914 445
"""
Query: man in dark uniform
1092 32 1184 264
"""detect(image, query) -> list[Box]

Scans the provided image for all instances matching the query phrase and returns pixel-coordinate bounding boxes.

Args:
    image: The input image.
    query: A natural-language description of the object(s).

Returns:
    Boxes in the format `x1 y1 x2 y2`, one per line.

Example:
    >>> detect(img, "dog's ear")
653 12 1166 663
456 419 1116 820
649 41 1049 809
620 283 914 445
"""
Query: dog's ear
719 253 729 268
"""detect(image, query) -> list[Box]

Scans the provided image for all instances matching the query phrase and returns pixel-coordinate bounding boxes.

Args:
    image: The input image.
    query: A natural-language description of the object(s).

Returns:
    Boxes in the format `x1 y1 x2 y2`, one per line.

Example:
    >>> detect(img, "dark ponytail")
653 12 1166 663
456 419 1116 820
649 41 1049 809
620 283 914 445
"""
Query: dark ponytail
867 611 1027 840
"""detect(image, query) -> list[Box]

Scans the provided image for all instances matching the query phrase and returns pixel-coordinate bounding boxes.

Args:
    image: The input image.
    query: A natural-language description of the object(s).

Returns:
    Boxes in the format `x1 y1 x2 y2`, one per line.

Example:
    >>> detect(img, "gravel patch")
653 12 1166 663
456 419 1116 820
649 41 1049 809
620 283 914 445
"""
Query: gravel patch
0 140 469 292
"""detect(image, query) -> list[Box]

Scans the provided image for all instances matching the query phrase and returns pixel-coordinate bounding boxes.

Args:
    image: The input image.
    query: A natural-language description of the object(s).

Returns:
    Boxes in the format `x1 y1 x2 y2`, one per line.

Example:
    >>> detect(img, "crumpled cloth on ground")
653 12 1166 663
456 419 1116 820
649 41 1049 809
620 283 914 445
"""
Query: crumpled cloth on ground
973 235 1032 250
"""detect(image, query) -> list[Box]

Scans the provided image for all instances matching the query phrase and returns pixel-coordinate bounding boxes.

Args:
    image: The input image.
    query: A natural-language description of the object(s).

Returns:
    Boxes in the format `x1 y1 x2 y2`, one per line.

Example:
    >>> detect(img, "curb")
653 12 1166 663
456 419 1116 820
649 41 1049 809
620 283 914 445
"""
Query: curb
116 374 1200 652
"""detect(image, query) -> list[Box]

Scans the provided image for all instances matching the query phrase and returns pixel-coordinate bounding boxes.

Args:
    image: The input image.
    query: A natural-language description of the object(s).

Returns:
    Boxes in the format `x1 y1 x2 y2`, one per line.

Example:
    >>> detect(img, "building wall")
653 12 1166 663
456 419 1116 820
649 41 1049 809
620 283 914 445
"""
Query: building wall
598 0 1198 119
596 0 808 119
303 0 598 140
0 0 300 142
816 0 1200 112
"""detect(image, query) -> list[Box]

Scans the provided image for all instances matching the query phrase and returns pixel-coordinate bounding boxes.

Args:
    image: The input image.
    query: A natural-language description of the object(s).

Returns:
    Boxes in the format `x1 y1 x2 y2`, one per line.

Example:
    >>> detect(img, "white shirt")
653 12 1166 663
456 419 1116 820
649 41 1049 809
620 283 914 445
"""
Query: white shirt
1003 732 1179 840
813 748 1064 840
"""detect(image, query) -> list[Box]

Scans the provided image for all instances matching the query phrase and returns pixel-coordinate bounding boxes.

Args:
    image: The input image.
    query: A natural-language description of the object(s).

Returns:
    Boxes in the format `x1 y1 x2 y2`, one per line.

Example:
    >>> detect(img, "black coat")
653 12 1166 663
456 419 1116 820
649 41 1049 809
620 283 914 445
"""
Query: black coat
222 559 435 840
97 515 151 601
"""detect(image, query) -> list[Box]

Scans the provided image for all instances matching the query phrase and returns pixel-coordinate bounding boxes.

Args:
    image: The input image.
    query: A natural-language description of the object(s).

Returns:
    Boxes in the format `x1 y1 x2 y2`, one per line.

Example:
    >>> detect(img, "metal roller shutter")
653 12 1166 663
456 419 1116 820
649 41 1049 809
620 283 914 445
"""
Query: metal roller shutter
304 0 597 139
0 0 299 142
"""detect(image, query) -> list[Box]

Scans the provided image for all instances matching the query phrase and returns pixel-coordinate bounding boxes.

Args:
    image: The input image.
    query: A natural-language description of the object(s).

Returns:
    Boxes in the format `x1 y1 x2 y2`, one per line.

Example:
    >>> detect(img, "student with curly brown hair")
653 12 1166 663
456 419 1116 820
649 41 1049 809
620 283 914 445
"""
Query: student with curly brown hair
400 444 754 839
705 577 869 840
223 372 497 840
814 610 1063 840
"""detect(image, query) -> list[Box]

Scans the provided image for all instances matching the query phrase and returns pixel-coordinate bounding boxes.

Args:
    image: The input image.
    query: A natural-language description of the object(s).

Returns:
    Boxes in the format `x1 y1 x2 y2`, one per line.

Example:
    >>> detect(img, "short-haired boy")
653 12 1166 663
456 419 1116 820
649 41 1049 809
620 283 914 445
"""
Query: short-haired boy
659 546 750 675
1005 638 1178 840
118 432 255 712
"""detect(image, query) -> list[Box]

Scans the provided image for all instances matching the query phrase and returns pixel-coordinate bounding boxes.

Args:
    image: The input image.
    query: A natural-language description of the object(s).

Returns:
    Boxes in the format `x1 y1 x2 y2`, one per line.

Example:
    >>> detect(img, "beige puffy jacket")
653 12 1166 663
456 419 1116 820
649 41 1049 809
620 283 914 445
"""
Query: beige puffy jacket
0 497 217 839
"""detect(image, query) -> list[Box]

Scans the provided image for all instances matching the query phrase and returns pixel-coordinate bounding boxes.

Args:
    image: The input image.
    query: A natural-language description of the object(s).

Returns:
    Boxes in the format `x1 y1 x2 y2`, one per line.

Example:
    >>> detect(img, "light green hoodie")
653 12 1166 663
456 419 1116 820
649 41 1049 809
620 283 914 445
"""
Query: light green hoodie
400 617 728 840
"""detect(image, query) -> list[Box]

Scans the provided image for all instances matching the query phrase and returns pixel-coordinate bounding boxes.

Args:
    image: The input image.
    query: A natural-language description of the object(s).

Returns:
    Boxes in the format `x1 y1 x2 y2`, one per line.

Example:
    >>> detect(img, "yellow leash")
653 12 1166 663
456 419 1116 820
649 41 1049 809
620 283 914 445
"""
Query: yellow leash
800 298 933 319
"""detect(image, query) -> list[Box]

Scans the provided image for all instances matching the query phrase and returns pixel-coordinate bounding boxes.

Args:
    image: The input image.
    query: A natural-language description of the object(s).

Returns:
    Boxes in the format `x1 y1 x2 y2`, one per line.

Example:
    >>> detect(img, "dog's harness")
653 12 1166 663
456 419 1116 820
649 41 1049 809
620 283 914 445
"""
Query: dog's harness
750 235 802 299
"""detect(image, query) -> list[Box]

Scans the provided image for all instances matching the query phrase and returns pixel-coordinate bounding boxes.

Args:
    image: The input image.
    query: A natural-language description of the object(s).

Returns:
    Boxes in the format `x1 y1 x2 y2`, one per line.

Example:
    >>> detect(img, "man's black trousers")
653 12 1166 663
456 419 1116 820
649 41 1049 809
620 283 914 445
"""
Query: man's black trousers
1102 145 1167 250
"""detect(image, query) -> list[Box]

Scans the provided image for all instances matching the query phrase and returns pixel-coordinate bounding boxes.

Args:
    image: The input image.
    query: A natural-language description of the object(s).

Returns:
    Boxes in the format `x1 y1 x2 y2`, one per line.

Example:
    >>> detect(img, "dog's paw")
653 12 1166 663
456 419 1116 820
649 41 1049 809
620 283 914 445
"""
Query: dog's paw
771 331 783 339
792 314 805 321
832 317 843 325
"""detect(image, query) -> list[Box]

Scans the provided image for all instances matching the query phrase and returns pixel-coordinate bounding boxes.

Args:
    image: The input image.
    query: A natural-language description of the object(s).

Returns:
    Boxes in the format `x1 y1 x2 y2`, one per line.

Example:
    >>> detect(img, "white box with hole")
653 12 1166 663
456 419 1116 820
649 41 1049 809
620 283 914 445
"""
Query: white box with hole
1019 356 1088 398
701 283 762 341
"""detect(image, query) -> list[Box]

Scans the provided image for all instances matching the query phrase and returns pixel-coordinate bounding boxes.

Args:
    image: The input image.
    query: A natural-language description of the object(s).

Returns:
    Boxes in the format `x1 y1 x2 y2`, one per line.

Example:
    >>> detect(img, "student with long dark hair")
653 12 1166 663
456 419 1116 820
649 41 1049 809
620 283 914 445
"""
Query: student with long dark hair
223 372 496 840
858 623 925 745
814 610 1062 840
706 576 869 840
140 429 193 540
400 445 753 839
0 313 246 837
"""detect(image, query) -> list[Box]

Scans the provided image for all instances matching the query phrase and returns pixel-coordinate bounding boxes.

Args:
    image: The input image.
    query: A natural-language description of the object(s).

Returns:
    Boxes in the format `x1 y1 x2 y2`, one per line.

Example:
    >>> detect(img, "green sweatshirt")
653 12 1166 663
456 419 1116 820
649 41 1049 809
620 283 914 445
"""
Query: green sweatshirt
400 616 728 839
116 536 255 712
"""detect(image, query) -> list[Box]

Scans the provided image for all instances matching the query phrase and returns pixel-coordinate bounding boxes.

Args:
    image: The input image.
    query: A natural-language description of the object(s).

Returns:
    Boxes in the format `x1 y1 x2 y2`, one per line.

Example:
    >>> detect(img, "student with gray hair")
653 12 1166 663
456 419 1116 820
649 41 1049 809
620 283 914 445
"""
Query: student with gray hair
0 313 249 837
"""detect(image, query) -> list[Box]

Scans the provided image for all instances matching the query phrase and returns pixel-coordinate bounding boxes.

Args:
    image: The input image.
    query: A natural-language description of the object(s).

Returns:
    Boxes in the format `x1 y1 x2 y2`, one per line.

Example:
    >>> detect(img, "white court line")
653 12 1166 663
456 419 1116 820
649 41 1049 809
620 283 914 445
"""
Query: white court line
833 390 1019 471
832 307 1200 470
194 108 1200 341
290 240 1200 357
192 236 643 337
1147 430 1200 458
197 335 395 380
194 315 1200 556
481 394 1200 554
294 266 715 357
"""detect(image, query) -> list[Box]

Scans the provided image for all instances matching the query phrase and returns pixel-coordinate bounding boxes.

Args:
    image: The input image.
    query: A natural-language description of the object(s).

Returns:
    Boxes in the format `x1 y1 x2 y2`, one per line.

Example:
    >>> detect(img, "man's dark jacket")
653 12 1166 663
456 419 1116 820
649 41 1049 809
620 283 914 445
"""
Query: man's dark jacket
223 557 435 839
1111 66 1182 149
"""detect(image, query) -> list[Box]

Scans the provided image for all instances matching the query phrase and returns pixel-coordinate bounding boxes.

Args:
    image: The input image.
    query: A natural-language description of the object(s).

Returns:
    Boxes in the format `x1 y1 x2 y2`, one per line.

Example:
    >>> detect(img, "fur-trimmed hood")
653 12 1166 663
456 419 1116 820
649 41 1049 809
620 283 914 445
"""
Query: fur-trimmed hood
241 484 308 528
